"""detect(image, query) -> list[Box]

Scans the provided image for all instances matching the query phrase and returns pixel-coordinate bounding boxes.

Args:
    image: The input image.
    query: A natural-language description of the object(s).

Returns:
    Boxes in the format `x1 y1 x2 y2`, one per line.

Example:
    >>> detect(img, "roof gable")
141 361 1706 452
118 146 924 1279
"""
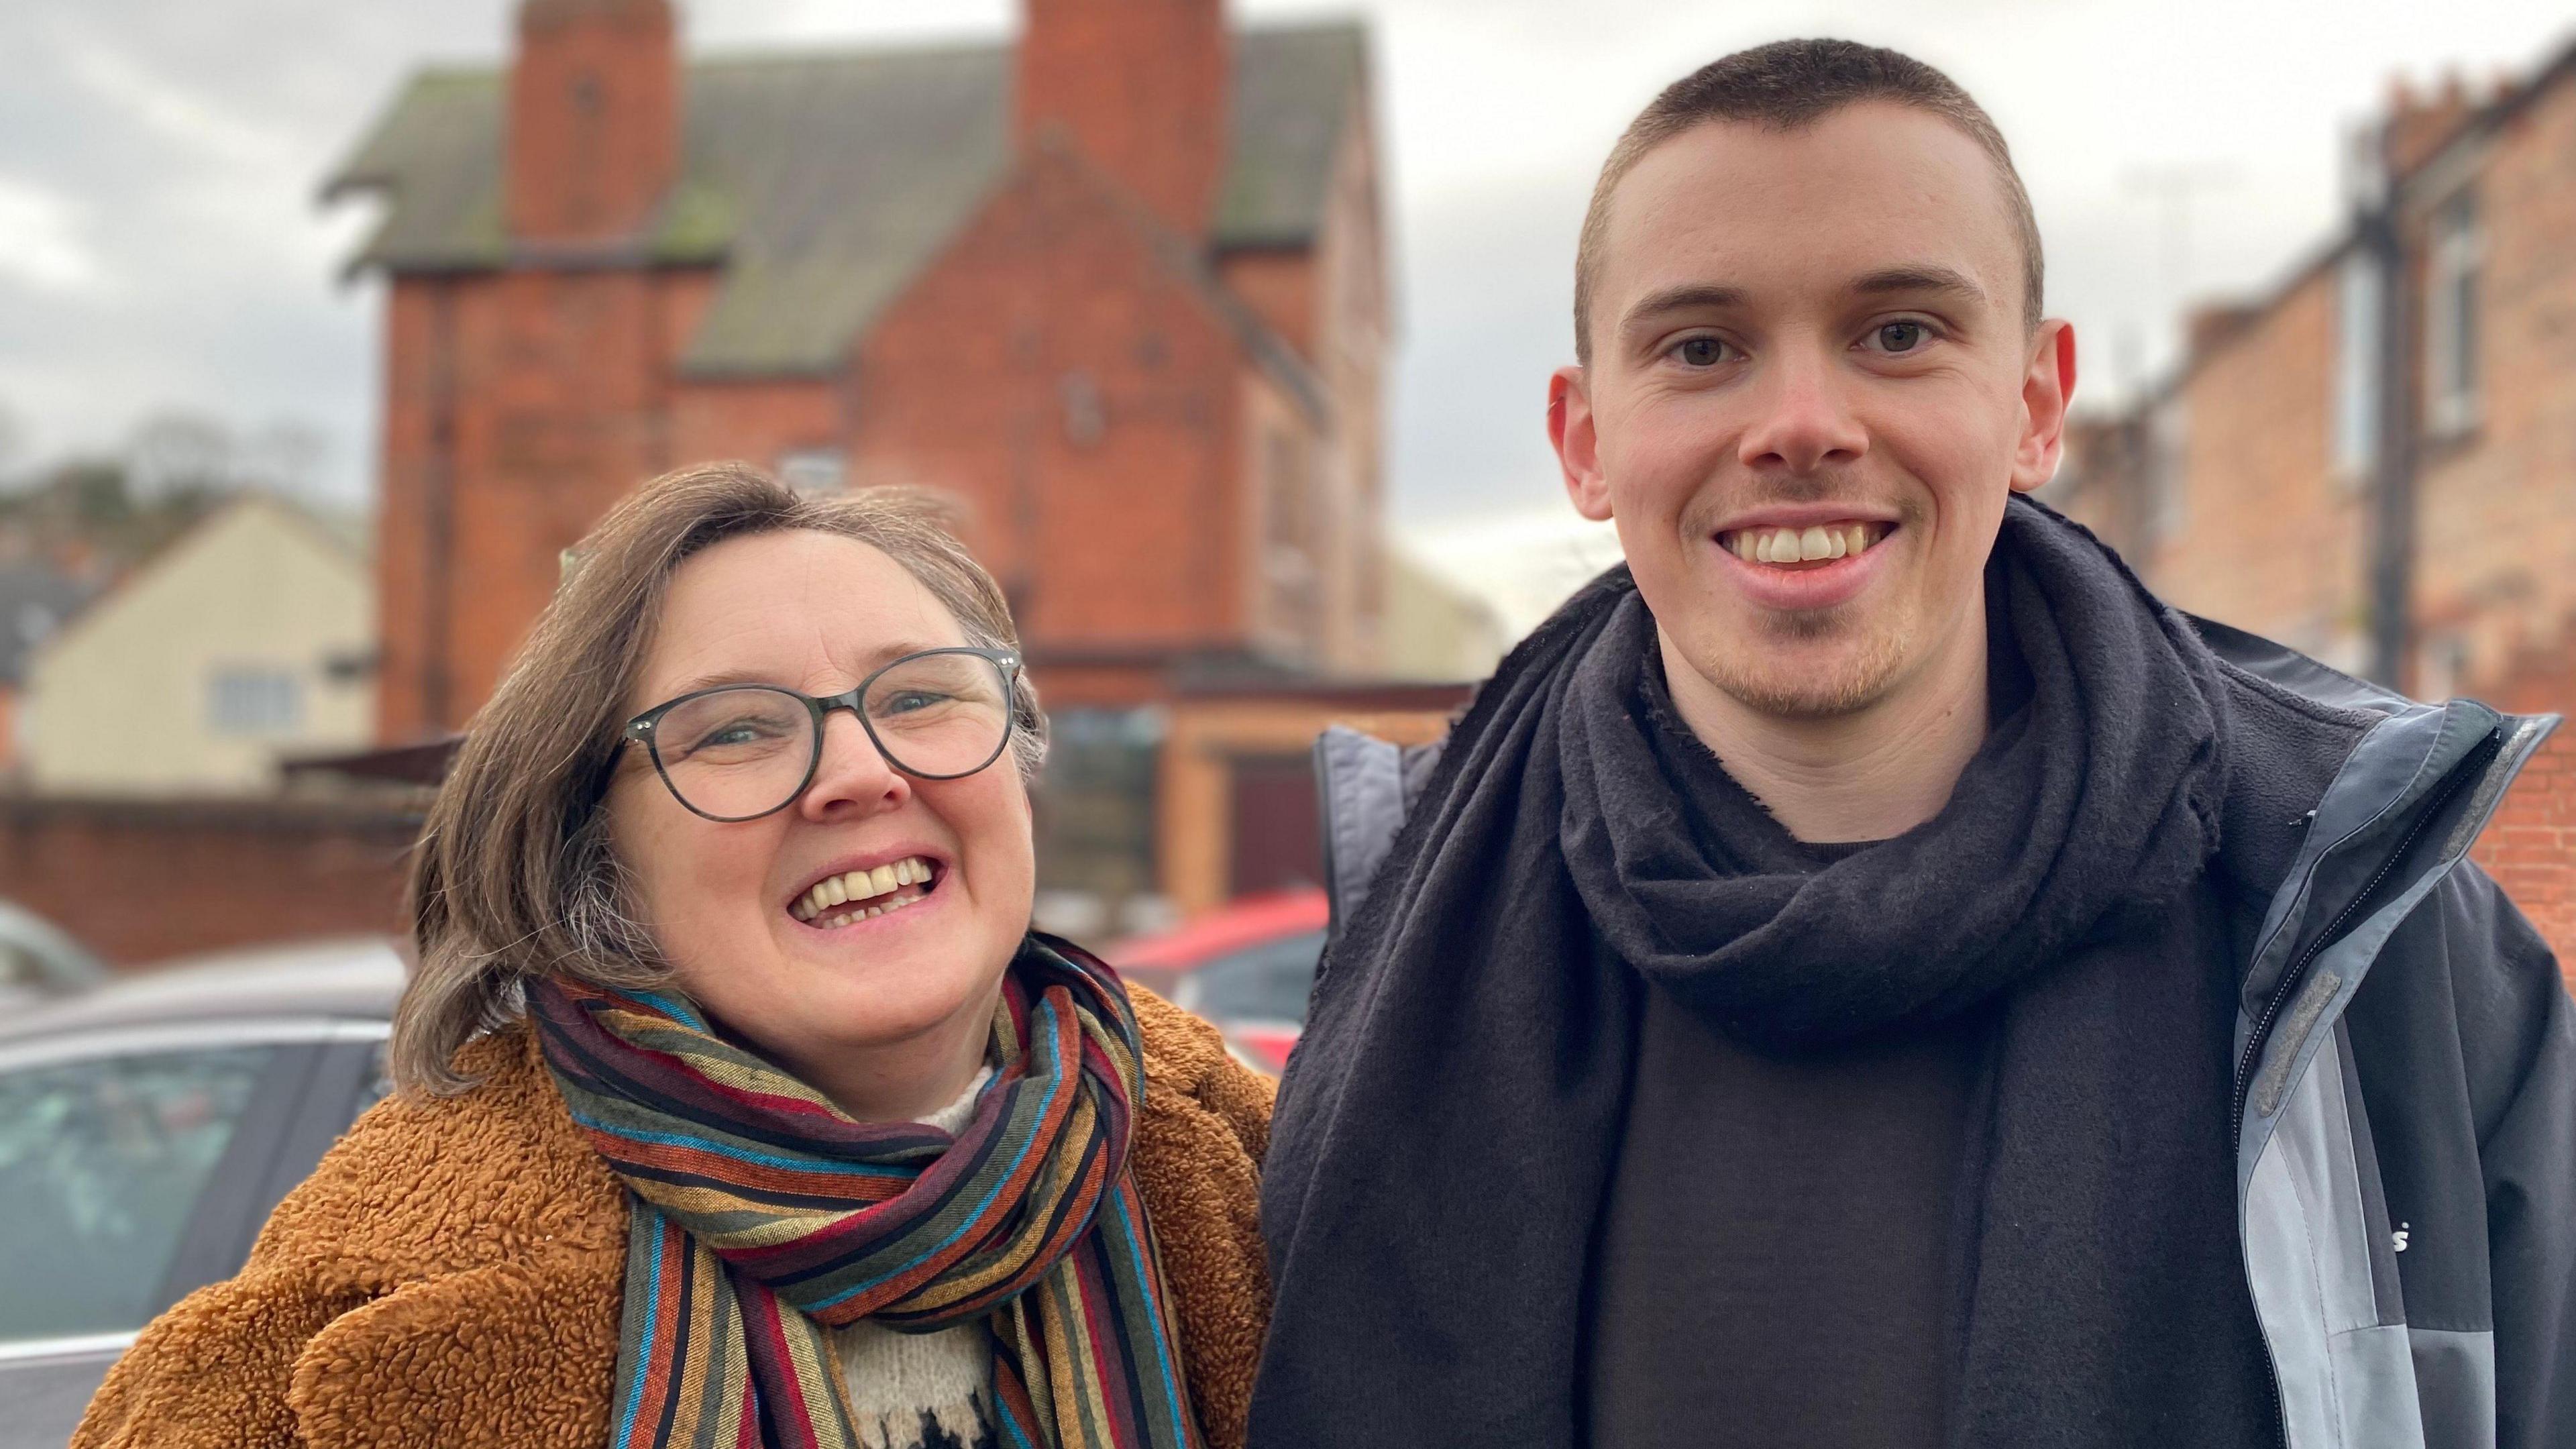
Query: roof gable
33 496 367 675
325 23 1367 378
0 566 99 687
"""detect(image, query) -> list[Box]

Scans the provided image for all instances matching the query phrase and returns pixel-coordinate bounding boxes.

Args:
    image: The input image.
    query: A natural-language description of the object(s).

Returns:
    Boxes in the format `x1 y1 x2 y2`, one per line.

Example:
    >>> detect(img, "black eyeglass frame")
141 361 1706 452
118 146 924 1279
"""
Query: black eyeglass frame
623 645 1024 822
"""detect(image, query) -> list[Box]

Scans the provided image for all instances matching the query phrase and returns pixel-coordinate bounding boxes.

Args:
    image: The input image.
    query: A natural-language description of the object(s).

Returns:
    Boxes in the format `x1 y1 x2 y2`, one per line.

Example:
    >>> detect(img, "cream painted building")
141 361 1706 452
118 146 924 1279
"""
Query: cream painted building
1381 508 1627 682
1377 543 1512 682
23 496 373 793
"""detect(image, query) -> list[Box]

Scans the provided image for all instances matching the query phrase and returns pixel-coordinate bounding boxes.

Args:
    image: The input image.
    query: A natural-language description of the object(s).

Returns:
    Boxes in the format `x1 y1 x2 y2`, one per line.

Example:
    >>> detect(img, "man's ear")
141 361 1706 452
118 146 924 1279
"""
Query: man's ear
1551 366 1614 521
2009 320 2078 494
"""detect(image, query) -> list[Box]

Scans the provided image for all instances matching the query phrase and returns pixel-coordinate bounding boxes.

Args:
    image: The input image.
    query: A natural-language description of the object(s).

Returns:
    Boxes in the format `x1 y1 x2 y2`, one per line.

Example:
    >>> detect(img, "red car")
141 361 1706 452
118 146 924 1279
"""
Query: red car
1107 889 1326 1074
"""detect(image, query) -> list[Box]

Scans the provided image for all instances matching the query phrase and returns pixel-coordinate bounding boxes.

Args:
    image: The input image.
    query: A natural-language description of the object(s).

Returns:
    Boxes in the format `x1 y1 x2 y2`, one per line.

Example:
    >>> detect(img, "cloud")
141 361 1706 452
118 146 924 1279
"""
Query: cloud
7 0 2575 524
0 176 107 296
60 31 301 176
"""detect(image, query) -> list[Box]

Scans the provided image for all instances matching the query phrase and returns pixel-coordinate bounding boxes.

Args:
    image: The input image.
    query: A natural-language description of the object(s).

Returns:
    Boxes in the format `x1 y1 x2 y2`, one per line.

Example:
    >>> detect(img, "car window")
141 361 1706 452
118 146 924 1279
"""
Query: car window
0 1045 276 1342
359 1041 394 1115
1175 930 1326 1024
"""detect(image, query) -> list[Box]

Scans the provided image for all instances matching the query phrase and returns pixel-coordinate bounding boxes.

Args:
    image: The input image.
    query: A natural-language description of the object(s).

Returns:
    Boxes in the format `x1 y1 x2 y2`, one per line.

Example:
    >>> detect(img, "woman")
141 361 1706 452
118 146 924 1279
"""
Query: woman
74 464 1274 1449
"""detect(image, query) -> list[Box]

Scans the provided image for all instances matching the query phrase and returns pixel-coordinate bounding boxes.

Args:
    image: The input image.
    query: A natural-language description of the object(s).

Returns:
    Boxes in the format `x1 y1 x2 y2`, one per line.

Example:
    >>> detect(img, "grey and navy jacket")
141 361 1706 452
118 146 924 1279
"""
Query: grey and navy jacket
1310 617 2575 1449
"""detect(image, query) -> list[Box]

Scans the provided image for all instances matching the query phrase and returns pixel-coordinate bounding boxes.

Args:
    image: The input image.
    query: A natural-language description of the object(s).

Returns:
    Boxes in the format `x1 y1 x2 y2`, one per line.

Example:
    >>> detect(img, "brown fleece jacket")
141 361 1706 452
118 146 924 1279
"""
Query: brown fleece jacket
72 987 1274 1449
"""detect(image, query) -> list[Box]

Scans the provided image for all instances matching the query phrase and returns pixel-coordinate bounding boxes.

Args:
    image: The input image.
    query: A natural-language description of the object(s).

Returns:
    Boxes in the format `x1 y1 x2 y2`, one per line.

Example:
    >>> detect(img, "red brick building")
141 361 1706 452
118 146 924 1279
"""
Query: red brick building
2053 46 2576 967
327 0 1389 737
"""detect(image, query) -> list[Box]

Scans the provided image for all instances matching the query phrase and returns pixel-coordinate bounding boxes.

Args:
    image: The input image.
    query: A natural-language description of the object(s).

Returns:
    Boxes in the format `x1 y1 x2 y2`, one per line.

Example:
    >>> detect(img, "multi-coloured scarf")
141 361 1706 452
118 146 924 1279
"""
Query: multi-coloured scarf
531 934 1203 1449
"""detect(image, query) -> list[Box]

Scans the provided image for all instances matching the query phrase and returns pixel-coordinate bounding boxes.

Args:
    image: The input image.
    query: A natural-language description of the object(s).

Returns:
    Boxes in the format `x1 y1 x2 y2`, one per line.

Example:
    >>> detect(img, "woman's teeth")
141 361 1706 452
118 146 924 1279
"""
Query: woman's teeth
791 856 936 927
1723 521 1888 564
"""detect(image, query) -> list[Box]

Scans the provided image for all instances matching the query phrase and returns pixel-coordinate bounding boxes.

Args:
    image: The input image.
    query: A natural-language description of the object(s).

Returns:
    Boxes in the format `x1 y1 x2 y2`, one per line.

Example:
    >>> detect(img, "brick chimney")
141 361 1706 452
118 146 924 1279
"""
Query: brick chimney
507 0 681 245
1016 0 1230 240
2184 300 2260 361
2378 70 2483 182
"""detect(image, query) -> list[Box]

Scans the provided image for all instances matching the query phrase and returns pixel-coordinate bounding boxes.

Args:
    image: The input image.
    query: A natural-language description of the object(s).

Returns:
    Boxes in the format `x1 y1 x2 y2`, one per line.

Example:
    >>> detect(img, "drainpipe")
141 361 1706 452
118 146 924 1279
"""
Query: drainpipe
2361 145 2417 690
424 277 458 733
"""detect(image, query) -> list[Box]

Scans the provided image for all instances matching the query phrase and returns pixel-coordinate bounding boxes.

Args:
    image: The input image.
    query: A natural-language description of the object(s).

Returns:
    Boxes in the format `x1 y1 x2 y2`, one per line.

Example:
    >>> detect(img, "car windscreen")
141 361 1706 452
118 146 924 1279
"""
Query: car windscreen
0 1044 275 1342
1174 930 1325 1024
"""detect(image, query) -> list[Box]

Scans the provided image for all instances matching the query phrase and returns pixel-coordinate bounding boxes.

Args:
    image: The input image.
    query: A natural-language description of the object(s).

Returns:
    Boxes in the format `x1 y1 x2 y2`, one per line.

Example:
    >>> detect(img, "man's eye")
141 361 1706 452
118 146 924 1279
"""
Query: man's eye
1674 337 1729 367
1872 321 1931 354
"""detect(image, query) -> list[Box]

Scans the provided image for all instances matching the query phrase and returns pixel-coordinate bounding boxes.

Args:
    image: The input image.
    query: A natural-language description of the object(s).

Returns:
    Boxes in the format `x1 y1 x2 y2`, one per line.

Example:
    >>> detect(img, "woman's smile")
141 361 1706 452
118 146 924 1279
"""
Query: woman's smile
786 853 947 930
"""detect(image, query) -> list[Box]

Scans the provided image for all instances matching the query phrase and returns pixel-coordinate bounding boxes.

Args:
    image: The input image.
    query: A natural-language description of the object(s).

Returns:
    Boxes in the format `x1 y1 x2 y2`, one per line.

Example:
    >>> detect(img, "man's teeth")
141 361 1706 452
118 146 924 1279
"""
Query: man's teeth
1726 521 1886 564
790 856 935 925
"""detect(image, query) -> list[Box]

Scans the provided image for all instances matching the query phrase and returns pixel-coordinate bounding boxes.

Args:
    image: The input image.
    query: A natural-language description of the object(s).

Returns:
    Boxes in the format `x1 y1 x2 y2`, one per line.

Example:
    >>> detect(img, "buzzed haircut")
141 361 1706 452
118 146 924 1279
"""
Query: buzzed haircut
1572 39 2045 365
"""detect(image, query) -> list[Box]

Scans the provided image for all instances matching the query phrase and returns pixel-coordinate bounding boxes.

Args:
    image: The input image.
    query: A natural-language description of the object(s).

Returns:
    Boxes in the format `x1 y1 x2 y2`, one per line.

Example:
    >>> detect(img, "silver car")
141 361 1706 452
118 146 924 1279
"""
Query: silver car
0 939 402 1448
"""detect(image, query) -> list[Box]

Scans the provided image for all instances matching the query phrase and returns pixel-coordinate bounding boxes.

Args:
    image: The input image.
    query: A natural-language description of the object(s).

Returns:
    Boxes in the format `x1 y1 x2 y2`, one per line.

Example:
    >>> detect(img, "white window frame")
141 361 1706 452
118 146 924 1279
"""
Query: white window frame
205 666 303 738
2148 399 2190 545
2332 248 2382 484
2424 190 2483 439
777 447 847 495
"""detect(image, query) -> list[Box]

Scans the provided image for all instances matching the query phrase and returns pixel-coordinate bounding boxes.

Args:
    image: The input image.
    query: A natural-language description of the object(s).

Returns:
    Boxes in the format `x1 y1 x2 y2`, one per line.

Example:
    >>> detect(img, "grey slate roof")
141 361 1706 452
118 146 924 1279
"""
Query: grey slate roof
0 565 97 687
324 23 1366 379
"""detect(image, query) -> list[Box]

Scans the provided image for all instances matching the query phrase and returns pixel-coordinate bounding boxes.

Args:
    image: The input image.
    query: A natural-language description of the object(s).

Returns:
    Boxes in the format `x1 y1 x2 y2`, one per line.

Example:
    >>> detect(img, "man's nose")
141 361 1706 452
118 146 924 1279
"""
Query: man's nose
795 707 910 821
1737 343 1870 474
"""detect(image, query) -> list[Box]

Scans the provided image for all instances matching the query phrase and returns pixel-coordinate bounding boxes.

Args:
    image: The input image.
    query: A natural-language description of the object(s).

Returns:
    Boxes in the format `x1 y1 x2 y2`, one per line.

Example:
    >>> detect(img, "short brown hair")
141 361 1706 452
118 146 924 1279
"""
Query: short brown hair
388 463 1047 1097
1572 39 2043 365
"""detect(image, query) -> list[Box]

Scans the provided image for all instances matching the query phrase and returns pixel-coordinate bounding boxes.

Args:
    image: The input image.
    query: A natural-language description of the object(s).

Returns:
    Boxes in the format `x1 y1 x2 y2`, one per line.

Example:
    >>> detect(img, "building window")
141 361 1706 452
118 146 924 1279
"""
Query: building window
207 667 303 737
2332 248 2382 484
777 448 847 495
2424 190 2481 438
2148 399 2190 545
1059 373 1105 447
1261 427 1319 653
2416 631 2471 702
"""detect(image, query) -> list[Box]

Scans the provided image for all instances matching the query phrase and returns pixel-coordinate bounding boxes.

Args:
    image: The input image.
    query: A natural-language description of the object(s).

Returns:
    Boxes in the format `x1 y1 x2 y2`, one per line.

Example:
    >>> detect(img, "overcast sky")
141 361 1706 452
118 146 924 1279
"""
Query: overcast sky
3 0 2570 523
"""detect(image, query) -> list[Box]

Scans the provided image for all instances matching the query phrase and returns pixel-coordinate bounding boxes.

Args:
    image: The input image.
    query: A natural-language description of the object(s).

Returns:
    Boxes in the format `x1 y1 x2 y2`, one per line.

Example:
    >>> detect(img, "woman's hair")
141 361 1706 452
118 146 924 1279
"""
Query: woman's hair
388 462 1046 1097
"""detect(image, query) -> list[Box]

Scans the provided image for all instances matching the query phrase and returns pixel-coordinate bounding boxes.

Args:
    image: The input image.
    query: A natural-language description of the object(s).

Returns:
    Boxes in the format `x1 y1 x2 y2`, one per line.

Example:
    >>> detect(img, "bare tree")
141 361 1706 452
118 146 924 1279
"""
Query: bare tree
0 401 24 489
126 410 237 501
240 419 329 500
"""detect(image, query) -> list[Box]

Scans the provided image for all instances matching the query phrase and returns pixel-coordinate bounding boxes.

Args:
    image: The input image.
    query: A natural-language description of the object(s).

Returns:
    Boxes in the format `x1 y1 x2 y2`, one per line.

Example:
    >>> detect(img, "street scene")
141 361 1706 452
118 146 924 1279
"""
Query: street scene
3 1 2574 1446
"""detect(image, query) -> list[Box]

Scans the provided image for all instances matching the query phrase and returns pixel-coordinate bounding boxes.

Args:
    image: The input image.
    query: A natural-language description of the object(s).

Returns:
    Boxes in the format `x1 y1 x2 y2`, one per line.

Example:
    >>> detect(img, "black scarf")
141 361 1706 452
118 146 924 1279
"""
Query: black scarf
1251 499 2279 1447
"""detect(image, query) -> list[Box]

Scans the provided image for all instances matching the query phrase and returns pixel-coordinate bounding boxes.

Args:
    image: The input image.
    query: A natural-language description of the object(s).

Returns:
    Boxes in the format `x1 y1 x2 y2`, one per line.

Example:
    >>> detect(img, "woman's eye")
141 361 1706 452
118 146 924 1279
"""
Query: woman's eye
1871 321 1932 354
1673 337 1730 368
684 717 789 753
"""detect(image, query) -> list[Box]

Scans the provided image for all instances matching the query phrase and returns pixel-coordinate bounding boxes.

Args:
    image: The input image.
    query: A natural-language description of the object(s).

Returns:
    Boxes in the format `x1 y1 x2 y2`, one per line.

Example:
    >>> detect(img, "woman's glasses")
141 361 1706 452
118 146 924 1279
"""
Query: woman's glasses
624 647 1020 822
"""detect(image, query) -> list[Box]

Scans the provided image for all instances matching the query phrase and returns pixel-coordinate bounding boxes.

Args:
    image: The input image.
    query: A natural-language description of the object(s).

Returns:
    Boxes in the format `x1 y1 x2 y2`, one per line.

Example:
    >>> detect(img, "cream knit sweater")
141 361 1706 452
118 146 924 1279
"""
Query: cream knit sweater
831 1068 998 1449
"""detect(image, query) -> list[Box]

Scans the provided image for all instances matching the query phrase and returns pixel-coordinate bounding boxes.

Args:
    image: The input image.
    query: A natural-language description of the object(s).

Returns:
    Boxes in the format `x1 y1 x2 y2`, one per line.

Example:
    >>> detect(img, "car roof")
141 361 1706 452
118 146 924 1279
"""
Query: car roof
1105 888 1329 972
0 936 406 1046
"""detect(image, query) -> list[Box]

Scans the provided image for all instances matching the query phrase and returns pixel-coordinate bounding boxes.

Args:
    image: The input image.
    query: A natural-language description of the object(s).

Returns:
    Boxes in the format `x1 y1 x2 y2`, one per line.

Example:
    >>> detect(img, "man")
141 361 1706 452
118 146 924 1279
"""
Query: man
1252 40 2575 1449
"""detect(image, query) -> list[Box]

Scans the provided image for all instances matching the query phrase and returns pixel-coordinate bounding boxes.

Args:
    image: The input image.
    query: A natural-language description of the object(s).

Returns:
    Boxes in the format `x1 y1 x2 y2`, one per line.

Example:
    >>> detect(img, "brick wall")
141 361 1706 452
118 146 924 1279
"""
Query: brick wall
849 142 1302 680
668 377 845 479
376 266 712 739
2141 265 2373 672
2407 76 2576 698
2473 731 2576 977
0 796 419 966
2470 632 2576 980
1217 250 1316 358
378 262 869 741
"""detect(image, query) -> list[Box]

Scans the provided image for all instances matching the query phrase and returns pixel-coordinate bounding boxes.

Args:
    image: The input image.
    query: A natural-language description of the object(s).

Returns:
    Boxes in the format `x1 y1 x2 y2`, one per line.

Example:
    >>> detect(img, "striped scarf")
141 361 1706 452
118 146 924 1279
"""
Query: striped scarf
531 935 1203 1449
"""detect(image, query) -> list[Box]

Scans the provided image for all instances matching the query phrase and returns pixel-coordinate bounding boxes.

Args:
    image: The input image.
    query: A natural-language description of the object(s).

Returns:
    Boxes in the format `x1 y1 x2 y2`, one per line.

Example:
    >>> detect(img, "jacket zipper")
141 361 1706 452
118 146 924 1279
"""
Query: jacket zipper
2226 724 2499 1444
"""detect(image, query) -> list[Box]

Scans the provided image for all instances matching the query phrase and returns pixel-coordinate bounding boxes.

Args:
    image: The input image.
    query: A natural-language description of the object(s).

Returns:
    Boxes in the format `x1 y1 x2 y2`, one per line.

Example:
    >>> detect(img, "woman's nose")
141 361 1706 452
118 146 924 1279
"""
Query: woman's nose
796 708 910 820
